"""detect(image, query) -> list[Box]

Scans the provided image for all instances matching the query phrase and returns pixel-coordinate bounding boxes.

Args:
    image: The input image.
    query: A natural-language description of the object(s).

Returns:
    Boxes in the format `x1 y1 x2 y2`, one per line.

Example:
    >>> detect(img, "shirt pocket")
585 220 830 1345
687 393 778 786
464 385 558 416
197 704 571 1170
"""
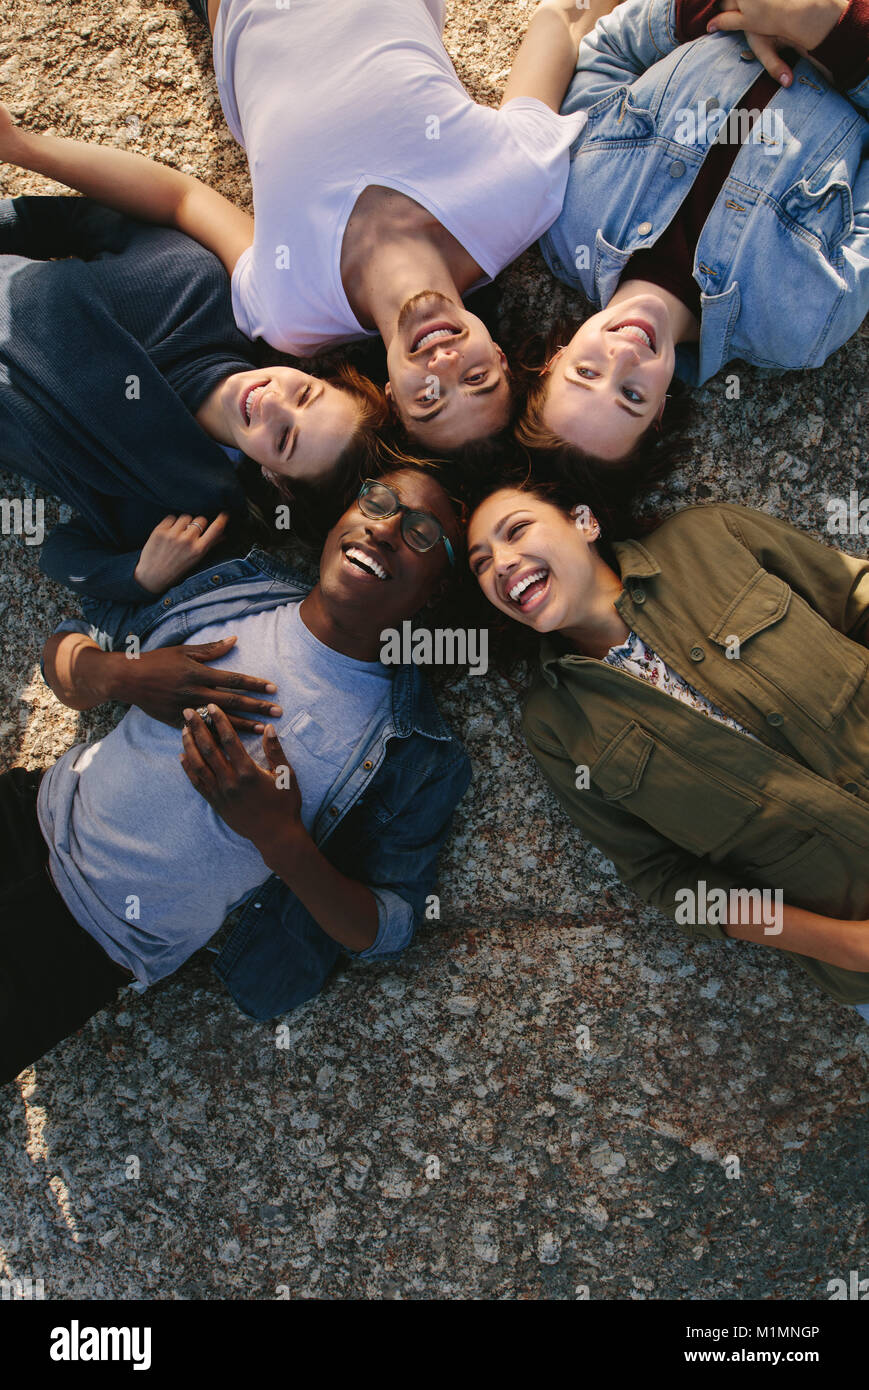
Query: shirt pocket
590 720 761 858
288 710 348 769
707 570 868 729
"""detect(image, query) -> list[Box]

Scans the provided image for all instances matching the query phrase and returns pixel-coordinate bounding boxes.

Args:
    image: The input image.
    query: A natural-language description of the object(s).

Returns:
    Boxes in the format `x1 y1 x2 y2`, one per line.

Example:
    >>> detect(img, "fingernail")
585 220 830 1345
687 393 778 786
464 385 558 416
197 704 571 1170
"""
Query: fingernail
183 707 195 721
265 683 277 693
269 705 282 716
207 704 218 715
780 72 791 85
254 723 264 732
707 20 718 31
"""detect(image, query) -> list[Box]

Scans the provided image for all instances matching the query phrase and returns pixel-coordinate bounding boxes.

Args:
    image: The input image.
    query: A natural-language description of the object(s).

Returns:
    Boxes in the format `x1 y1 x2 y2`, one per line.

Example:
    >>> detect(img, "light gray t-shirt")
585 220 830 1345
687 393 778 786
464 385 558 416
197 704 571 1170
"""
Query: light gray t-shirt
215 0 586 354
38 601 393 987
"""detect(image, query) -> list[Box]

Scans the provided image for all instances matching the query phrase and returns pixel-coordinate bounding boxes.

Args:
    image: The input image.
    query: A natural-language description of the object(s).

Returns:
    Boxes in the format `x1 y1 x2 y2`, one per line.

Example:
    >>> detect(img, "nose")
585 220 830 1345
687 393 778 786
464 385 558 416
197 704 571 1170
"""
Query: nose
363 515 400 550
492 542 519 576
606 336 641 372
426 343 460 372
259 388 290 425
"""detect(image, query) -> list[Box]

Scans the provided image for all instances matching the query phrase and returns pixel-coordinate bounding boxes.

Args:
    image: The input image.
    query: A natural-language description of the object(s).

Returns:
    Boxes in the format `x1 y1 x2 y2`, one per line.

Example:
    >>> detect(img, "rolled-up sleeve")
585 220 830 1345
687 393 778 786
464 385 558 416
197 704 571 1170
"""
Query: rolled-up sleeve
350 749 472 961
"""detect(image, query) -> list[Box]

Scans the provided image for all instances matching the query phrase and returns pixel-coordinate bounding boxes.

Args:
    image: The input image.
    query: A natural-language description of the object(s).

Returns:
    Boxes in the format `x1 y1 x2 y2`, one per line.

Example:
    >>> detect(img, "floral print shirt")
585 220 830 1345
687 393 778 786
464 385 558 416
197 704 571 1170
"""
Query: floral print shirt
603 630 758 741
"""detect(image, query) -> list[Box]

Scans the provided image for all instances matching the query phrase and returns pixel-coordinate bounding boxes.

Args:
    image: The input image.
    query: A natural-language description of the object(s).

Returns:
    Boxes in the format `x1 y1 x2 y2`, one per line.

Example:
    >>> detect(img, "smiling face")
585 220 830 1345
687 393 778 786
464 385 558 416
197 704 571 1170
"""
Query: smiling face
317 468 462 631
385 292 512 449
468 487 602 633
218 366 361 481
542 294 675 461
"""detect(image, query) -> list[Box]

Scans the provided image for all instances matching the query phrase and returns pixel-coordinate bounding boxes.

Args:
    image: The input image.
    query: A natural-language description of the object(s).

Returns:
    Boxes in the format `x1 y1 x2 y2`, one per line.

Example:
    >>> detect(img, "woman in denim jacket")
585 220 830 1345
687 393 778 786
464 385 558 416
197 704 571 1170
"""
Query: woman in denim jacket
521 0 869 467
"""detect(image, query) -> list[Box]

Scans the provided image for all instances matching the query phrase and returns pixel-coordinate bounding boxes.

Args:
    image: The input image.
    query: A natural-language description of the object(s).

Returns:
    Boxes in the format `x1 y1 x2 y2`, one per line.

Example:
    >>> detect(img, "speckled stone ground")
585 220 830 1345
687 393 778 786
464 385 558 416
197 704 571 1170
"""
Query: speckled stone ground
0 1 867 1301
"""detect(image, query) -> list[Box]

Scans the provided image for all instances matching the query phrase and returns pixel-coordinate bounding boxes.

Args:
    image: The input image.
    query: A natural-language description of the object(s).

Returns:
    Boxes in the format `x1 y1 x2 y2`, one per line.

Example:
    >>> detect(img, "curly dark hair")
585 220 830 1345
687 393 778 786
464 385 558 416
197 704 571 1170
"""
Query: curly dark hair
462 460 652 687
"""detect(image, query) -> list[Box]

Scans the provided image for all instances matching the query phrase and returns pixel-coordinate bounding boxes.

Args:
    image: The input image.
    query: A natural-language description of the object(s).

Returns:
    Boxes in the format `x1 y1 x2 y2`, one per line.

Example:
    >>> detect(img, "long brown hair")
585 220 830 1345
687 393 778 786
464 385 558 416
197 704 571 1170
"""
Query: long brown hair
514 316 690 491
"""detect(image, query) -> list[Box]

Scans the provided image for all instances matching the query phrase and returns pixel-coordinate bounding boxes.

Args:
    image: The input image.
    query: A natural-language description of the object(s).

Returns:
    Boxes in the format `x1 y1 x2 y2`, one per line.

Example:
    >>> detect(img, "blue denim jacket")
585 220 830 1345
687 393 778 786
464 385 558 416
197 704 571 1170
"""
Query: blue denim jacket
51 550 472 1019
541 0 869 383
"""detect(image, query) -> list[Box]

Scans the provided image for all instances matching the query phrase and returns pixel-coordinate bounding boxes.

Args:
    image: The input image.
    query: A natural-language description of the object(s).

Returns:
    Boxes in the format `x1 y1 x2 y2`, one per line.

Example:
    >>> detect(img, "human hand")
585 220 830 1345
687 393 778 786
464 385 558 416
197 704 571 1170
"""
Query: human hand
180 705 303 854
133 512 230 593
117 636 282 732
0 101 28 164
708 0 848 85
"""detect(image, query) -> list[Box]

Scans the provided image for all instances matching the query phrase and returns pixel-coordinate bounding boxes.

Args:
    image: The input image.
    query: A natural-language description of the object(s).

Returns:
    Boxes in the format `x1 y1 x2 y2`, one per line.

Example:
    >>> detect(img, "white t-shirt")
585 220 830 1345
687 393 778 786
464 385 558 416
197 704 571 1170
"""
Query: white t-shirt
213 0 587 355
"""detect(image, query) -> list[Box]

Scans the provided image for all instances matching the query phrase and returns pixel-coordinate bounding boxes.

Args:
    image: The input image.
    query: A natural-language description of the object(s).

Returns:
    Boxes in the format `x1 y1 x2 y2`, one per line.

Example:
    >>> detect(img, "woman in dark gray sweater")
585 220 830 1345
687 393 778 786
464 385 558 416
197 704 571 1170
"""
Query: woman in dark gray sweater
0 196 385 601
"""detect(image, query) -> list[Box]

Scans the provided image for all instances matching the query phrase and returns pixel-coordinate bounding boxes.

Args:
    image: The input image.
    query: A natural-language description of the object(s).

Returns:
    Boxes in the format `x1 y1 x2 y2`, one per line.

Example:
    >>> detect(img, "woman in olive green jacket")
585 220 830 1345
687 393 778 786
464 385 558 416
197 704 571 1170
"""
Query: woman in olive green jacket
467 480 869 1013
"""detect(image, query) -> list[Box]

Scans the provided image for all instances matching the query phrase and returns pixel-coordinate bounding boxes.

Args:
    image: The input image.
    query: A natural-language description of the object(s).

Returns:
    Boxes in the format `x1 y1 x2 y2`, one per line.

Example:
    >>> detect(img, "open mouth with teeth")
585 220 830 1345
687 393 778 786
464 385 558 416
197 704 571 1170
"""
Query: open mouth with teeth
506 568 550 611
241 381 269 425
343 545 391 581
410 322 462 354
608 320 657 353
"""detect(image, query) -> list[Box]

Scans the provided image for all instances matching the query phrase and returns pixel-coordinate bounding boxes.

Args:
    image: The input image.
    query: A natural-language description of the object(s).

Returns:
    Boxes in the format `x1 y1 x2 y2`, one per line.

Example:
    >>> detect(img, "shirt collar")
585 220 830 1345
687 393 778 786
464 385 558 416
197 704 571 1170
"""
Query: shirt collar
390 662 455 742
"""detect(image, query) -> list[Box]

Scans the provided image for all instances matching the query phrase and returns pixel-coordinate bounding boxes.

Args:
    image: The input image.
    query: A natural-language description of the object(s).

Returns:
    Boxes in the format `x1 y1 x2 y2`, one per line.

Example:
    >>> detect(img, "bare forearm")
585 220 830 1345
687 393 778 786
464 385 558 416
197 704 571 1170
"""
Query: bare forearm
42 633 126 710
724 898 869 972
502 2 598 111
4 126 194 223
2 125 252 273
260 829 379 953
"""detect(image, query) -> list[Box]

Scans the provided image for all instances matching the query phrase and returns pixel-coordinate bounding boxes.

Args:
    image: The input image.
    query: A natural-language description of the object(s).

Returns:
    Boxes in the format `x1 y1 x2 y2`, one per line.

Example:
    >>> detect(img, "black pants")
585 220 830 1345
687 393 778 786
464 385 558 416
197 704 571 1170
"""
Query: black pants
0 769 130 1085
184 0 211 26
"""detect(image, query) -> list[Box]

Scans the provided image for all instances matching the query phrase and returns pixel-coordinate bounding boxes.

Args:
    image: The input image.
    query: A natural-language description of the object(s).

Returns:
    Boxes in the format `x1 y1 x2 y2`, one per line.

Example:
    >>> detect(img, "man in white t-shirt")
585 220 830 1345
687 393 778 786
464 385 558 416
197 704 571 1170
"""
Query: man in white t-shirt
3 3 612 450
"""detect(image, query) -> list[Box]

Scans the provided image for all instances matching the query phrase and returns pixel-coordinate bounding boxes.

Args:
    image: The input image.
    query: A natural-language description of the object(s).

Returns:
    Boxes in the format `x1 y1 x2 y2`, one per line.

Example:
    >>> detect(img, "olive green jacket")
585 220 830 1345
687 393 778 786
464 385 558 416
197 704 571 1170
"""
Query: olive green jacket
522 504 869 1004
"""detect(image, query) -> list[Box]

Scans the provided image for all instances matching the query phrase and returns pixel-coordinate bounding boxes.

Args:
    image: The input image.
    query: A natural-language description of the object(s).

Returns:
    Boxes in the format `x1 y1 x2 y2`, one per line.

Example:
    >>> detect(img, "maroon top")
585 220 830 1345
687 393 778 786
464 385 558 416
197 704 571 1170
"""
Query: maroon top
620 0 869 315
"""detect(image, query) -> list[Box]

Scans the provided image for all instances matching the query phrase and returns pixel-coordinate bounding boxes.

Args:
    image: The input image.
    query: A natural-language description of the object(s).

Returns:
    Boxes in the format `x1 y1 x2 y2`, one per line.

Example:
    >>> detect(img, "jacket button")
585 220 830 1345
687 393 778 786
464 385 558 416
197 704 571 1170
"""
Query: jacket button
630 586 646 603
844 781 860 795
638 220 653 236
253 902 262 909
766 712 784 727
363 759 373 770
739 48 755 61
162 596 172 608
669 160 686 178
329 806 339 817
210 574 223 585
689 645 705 662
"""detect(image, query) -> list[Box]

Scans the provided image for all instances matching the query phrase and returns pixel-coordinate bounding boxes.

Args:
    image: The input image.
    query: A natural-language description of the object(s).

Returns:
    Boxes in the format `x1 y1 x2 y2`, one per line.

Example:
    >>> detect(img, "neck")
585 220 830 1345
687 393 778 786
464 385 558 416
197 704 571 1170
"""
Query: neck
613 277 700 345
194 377 235 445
345 197 482 338
561 554 630 658
299 587 383 662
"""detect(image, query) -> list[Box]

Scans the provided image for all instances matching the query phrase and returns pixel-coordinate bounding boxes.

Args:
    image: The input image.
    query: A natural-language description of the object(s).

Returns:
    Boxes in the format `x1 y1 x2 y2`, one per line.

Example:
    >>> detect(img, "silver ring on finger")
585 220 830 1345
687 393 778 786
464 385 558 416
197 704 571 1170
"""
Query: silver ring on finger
187 520 205 535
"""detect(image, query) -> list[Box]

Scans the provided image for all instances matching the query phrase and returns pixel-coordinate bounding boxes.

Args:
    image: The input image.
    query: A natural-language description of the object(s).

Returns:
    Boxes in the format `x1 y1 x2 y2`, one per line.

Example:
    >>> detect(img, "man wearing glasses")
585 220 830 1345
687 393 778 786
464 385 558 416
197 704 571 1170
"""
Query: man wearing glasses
1 468 470 1082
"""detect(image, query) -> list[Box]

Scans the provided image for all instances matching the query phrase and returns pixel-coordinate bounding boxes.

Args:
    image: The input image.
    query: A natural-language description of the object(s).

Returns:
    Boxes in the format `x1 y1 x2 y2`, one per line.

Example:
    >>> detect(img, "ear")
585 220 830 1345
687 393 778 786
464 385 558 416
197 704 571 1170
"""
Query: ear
384 381 393 401
654 395 667 424
571 503 601 540
492 343 508 373
545 345 566 374
424 574 452 608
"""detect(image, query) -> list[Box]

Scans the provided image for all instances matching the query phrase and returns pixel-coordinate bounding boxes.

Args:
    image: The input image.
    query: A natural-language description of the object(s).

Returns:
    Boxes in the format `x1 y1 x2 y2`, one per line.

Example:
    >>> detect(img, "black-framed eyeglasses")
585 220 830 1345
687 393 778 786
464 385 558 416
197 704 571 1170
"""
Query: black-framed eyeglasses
356 480 455 567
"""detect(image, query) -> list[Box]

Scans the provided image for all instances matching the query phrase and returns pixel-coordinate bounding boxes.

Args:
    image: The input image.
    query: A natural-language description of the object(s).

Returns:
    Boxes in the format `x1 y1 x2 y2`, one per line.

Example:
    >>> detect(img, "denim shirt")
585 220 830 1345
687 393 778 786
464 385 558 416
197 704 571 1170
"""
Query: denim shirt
541 0 869 384
50 550 472 1019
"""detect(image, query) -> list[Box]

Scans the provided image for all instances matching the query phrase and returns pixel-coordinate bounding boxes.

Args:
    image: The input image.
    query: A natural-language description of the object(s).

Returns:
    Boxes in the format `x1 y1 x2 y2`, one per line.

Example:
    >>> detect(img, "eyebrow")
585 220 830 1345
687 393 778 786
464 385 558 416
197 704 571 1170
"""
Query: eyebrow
568 376 643 419
410 375 503 425
467 509 526 561
286 381 325 459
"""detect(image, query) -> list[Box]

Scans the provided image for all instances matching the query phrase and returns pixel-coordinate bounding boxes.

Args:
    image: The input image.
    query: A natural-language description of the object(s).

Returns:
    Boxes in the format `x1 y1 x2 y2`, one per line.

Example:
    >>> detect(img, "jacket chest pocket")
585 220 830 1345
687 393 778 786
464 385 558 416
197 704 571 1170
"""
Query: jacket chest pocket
590 722 761 858
780 171 854 259
708 571 868 729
